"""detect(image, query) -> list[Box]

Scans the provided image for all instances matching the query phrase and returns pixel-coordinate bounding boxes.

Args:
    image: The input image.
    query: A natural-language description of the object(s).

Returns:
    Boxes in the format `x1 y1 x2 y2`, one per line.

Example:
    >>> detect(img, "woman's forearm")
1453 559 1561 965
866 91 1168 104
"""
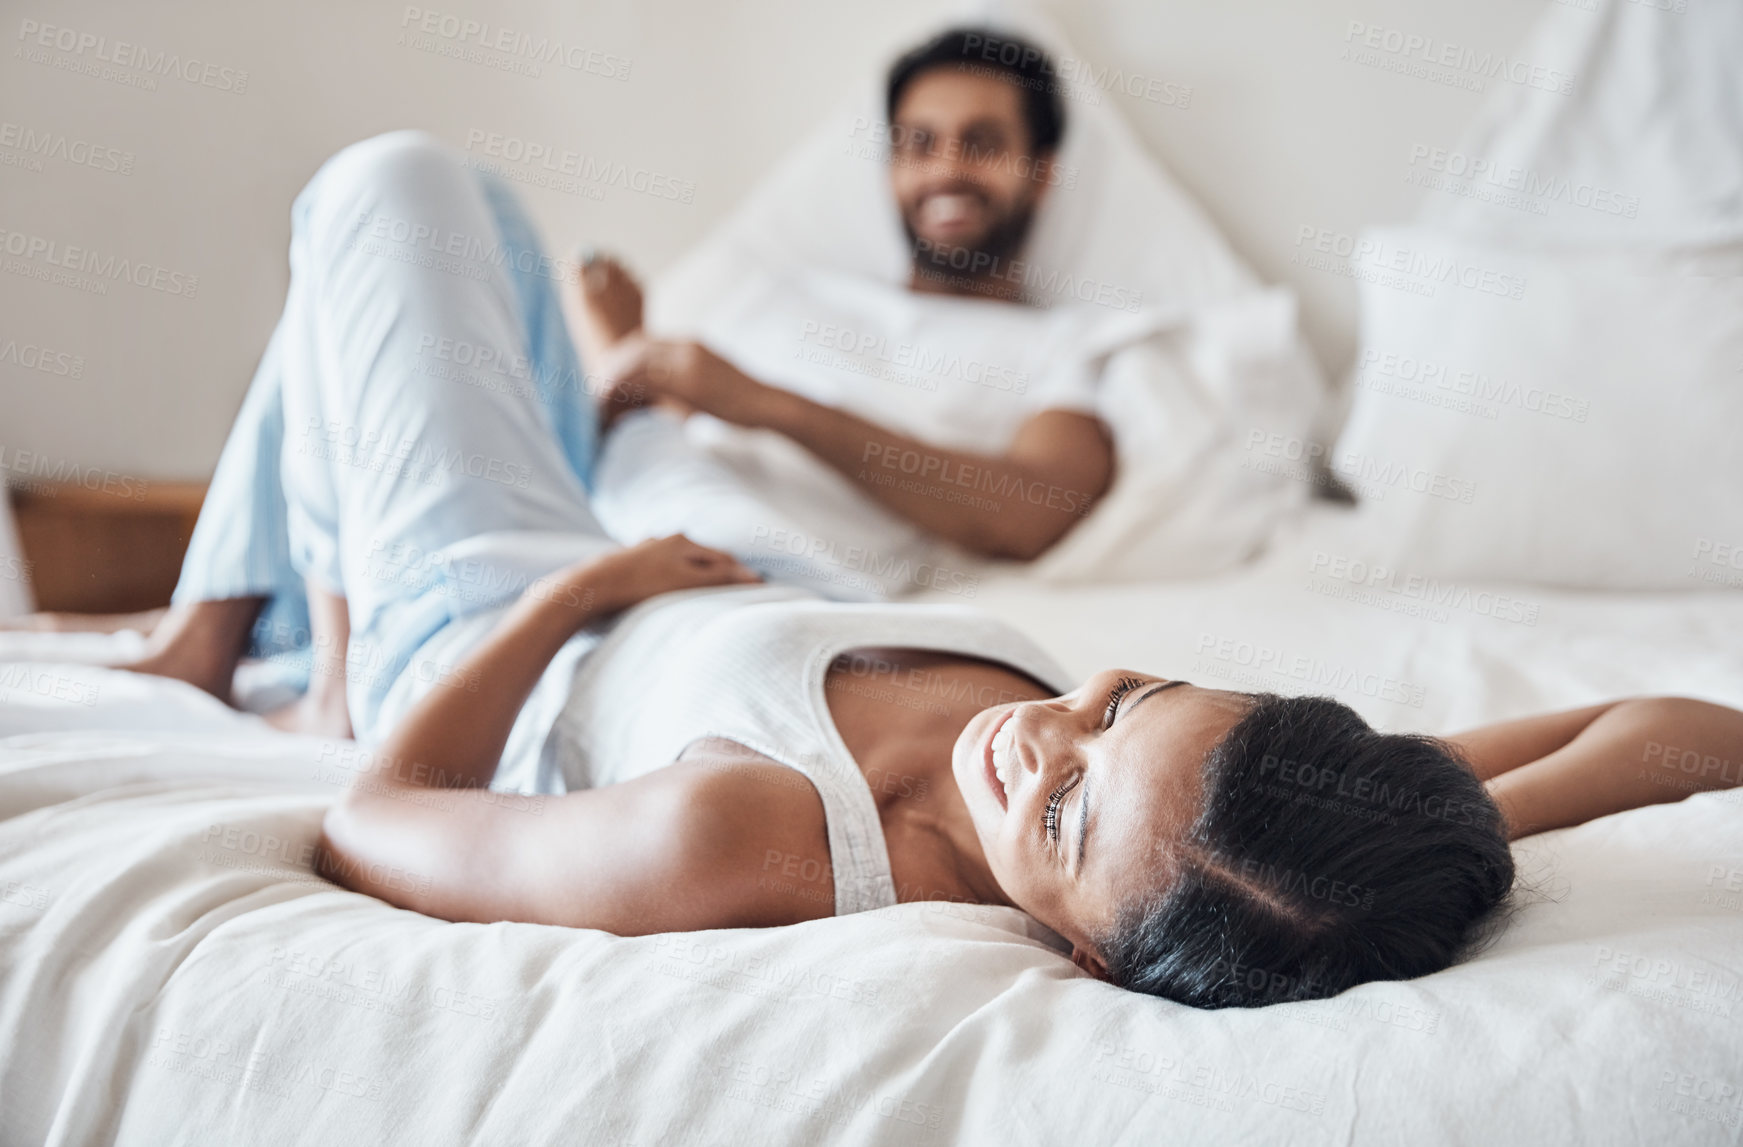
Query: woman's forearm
368 578 602 794
1485 697 1743 839
1442 702 1621 781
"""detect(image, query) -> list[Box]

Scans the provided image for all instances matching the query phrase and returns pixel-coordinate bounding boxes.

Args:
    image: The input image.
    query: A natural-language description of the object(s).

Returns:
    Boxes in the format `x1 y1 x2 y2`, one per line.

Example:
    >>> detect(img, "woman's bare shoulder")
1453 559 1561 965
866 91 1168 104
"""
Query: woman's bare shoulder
651 739 838 925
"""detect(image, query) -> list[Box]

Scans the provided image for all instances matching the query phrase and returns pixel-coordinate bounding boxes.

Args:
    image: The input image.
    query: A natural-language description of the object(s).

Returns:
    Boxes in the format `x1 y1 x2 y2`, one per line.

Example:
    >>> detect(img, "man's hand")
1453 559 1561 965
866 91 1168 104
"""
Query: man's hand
601 338 771 429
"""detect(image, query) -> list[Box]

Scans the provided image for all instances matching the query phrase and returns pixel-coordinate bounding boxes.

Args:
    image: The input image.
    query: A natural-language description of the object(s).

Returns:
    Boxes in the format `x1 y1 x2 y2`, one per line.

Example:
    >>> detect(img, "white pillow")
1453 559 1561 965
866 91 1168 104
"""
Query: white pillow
1028 289 1323 581
1331 226 1743 590
1417 0 1743 249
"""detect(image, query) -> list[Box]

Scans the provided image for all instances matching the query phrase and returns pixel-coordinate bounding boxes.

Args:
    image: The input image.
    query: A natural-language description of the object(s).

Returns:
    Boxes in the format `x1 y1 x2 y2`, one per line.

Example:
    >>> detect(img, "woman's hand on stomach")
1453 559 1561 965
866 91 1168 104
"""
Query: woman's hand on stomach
532 534 761 621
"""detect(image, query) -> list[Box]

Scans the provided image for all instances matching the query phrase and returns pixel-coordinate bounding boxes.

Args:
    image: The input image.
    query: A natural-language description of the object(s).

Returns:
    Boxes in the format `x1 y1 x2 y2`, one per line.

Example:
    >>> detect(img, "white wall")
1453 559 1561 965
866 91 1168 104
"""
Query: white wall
0 0 1547 480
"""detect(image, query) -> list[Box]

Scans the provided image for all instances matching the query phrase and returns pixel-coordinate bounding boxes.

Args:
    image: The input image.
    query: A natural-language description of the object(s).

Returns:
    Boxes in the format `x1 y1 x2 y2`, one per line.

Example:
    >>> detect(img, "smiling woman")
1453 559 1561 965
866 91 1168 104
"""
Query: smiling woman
312 531 1743 1006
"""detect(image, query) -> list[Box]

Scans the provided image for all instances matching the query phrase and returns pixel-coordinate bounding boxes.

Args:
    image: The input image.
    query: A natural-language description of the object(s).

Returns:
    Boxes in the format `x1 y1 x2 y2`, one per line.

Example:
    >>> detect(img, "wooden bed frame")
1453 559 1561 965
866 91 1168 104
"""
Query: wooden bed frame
6 481 206 614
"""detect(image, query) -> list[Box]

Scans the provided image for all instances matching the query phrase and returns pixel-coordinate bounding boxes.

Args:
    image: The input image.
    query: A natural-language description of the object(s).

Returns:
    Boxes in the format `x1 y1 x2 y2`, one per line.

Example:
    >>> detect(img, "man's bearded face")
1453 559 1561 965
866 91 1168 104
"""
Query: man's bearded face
888 69 1052 287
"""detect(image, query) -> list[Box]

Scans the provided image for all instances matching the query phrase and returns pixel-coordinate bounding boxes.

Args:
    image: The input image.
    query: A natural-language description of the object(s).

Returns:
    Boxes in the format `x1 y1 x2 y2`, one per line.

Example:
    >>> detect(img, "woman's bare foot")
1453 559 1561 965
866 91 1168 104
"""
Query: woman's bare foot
564 251 645 366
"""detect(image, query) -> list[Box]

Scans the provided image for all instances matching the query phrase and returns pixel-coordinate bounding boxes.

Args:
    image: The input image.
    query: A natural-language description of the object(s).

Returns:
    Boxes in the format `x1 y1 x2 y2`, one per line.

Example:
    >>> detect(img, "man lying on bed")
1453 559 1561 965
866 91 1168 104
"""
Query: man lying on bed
571 27 1112 597
61 26 1115 737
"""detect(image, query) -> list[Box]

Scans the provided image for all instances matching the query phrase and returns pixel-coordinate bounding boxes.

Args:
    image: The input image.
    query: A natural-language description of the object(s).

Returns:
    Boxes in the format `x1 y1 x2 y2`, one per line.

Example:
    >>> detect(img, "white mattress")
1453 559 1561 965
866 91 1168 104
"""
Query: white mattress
3 505 1741 1145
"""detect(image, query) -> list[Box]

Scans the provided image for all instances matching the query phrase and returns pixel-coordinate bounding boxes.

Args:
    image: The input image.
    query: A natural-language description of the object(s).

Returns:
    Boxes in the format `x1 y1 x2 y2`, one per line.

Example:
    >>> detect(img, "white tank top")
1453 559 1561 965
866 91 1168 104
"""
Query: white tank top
509 584 1075 916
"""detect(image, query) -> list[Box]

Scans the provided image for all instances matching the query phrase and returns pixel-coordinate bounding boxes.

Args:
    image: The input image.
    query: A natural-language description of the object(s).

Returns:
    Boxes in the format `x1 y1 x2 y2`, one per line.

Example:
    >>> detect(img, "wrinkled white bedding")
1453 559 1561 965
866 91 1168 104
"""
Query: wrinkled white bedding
3 505 1741 1145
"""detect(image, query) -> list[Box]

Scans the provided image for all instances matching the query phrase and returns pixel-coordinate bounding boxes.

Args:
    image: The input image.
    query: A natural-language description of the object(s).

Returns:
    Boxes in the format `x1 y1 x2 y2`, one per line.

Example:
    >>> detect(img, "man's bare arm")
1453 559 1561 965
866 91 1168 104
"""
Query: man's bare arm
608 339 1114 560
756 390 1111 560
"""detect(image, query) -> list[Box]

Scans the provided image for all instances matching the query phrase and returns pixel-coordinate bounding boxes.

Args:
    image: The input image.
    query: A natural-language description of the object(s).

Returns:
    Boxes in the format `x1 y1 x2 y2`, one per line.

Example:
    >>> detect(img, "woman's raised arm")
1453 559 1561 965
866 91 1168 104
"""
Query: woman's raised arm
1456 697 1743 840
314 536 777 930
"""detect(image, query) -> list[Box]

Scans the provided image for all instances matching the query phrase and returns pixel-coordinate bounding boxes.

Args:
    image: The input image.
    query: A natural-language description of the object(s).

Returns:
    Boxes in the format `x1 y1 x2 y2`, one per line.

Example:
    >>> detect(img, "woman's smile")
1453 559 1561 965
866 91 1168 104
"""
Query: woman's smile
982 706 1018 809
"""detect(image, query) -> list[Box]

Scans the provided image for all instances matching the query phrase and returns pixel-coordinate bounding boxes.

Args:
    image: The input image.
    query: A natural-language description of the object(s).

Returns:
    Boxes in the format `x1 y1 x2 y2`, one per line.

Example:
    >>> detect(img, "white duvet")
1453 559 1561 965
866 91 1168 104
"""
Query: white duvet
3 506 1741 1145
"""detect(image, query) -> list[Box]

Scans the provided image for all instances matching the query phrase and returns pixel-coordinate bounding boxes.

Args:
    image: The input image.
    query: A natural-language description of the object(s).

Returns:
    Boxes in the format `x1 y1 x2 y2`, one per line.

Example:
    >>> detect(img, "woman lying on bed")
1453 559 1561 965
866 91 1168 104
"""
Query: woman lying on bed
321 531 1743 1010
129 130 1742 1012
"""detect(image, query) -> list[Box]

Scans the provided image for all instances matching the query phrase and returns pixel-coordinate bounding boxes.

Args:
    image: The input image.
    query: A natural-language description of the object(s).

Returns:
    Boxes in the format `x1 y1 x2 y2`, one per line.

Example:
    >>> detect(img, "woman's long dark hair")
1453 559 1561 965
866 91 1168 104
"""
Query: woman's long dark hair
1097 693 1515 1007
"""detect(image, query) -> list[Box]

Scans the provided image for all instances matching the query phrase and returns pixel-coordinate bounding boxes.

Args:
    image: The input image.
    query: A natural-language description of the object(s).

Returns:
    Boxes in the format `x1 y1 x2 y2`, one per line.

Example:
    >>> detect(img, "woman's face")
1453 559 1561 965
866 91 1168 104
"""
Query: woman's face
950 671 1252 976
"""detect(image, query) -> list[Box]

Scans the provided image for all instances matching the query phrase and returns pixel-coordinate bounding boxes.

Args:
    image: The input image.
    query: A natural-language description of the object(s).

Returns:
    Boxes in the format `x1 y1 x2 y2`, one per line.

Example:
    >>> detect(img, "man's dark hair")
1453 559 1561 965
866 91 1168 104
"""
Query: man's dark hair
1097 693 1516 1008
886 27 1067 154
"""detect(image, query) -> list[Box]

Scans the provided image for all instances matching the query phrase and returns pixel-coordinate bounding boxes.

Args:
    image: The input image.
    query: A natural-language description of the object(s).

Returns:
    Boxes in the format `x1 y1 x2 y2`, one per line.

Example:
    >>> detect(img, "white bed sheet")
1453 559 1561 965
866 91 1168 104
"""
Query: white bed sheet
3 505 1741 1145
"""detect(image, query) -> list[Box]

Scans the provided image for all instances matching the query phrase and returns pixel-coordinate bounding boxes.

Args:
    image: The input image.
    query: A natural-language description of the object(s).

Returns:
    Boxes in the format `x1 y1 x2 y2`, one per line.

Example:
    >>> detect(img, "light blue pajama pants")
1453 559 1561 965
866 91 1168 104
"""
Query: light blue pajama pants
174 130 612 742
